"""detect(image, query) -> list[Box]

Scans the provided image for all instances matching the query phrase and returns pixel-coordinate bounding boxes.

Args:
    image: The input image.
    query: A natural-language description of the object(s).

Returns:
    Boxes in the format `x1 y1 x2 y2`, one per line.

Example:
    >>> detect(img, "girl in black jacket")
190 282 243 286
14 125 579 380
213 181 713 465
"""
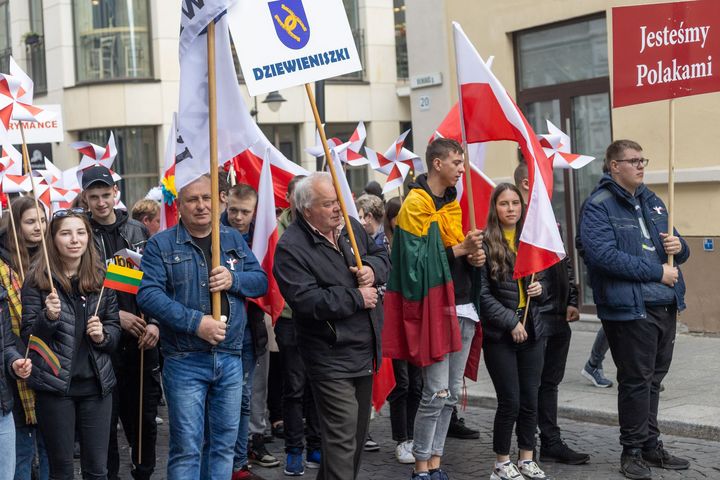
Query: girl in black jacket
478 183 548 480
21 209 120 480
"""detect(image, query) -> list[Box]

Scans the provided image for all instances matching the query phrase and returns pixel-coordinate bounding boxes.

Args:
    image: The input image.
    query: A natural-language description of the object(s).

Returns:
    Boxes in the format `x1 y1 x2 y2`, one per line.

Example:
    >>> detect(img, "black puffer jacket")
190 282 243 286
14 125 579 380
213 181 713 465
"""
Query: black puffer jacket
1 288 22 414
21 276 121 397
536 257 578 336
478 244 549 343
90 209 148 261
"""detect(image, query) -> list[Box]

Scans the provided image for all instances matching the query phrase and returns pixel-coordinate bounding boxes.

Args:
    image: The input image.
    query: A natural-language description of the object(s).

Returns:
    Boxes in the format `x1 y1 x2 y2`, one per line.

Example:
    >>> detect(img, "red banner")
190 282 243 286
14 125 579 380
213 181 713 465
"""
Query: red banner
612 0 720 108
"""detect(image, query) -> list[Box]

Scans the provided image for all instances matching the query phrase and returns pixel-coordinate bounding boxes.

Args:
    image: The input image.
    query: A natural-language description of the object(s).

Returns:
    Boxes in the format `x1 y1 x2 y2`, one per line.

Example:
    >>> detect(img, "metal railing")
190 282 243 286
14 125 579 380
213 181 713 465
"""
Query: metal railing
26 37 47 95
0 47 10 73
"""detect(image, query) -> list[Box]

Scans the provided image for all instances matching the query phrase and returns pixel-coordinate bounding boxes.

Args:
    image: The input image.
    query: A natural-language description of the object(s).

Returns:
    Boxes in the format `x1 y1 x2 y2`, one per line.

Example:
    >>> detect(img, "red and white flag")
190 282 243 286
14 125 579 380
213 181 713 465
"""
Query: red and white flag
231 121 309 209
250 148 284 323
453 22 565 278
329 149 359 221
160 114 178 231
539 120 595 170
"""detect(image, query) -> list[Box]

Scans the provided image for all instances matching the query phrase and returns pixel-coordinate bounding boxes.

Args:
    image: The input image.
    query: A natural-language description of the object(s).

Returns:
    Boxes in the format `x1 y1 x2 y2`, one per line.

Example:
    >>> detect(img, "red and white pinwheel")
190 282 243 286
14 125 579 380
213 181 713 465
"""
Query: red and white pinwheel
365 130 425 194
2 174 32 194
0 143 23 178
305 122 369 167
70 132 122 185
0 57 48 131
539 120 595 170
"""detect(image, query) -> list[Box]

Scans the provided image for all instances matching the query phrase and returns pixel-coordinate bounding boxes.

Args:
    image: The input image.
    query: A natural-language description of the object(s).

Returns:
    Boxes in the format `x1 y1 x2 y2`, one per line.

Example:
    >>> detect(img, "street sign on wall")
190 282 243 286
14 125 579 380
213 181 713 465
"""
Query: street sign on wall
612 0 720 107
229 0 362 96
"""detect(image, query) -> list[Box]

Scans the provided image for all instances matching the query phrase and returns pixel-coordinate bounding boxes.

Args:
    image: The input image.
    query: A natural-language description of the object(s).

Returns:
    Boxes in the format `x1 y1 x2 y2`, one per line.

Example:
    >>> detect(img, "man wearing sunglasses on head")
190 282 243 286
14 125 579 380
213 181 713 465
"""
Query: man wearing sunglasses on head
577 140 690 480
81 165 160 480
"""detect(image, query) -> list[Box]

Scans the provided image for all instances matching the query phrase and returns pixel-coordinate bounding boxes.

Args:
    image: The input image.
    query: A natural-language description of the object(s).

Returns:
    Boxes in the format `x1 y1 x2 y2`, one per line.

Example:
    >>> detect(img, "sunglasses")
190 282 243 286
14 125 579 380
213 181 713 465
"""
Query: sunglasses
52 207 86 219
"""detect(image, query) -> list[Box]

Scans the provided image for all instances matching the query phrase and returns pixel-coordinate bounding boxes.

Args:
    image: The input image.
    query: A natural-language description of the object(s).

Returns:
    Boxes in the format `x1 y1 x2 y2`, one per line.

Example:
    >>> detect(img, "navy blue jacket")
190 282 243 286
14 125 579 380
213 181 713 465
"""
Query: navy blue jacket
578 175 689 321
137 222 268 356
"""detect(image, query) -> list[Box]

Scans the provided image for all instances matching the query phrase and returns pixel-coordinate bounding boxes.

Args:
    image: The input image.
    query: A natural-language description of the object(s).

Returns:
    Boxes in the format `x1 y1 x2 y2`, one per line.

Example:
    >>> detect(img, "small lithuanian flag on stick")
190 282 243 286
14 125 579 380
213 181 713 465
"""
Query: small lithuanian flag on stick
27 334 60 376
104 263 144 295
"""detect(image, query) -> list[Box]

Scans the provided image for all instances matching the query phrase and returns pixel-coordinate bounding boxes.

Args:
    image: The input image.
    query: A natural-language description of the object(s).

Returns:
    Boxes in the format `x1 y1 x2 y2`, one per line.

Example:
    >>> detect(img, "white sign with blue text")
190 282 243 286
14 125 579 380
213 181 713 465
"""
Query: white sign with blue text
228 0 362 96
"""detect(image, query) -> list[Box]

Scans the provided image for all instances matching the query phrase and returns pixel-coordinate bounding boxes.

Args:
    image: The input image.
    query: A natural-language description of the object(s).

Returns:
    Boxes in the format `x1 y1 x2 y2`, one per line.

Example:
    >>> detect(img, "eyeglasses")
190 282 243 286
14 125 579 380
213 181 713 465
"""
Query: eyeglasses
615 157 650 168
52 207 86 219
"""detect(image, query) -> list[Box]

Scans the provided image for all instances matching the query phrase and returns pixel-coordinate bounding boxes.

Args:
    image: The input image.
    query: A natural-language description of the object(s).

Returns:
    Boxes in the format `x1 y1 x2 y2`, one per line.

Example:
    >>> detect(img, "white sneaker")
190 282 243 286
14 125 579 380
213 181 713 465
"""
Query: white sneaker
395 440 415 464
490 462 523 480
518 460 547 479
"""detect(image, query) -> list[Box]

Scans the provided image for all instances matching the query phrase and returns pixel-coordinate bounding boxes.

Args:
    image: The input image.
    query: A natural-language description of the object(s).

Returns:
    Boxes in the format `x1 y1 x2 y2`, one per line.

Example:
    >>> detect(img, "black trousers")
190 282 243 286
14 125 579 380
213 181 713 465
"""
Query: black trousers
537 328 571 447
387 359 422 443
267 350 284 426
310 375 373 480
483 338 546 455
274 317 320 452
108 345 162 480
36 391 113 480
602 305 677 451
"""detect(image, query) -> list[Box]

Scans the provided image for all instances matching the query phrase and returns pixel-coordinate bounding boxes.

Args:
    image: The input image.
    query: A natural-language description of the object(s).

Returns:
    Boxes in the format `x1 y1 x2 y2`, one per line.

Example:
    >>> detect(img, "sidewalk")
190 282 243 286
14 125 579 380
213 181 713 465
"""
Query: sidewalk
464 325 720 440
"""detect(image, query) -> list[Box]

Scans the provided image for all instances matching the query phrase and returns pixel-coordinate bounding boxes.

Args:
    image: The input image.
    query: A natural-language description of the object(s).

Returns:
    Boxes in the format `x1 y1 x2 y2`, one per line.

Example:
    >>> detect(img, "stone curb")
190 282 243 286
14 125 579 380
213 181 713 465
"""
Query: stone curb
466 394 720 442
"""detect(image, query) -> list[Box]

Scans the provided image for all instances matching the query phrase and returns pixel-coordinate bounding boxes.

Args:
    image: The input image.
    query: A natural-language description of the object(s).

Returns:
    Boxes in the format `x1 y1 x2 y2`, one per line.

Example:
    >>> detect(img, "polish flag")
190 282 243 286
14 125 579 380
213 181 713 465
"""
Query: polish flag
231 122 309 209
431 104 496 232
453 22 565 277
539 120 595 170
328 149 359 221
250 149 284 323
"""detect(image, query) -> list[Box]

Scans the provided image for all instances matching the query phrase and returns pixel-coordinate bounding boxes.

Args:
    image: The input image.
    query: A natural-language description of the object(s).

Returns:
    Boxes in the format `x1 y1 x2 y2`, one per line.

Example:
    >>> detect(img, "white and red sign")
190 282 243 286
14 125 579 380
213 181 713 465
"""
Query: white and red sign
4 105 63 144
612 0 720 107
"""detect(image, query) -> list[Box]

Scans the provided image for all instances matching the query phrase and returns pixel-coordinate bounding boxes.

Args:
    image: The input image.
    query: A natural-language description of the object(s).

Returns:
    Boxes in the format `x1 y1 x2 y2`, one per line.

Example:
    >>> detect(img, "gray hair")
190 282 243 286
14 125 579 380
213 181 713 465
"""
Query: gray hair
177 174 211 202
355 194 384 221
294 172 333 212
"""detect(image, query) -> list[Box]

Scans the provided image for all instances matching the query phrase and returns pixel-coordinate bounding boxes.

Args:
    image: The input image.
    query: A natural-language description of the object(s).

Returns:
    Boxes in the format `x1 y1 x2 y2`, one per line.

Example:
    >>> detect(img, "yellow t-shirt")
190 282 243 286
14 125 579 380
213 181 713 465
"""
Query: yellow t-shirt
503 228 526 309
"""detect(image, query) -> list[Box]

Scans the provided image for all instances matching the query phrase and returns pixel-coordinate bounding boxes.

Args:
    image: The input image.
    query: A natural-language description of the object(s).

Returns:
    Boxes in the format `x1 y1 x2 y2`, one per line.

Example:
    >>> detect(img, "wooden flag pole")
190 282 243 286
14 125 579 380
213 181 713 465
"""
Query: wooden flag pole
137 314 146 465
521 273 536 326
453 40 477 232
667 98 676 267
304 83 363 268
19 124 53 291
207 20 222 320
93 286 105 317
6 199 25 282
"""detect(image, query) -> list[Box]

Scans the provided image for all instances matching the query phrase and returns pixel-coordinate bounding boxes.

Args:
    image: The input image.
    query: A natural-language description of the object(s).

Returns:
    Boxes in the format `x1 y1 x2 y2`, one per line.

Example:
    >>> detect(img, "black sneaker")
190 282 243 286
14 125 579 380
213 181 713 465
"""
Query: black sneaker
642 441 690 470
248 434 280 468
447 408 479 439
540 440 590 465
620 449 651 480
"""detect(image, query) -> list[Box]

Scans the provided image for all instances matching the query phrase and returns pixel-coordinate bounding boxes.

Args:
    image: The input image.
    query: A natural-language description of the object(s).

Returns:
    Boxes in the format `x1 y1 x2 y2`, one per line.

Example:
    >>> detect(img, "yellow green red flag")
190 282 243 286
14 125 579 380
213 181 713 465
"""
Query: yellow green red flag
104 263 144 295
28 335 60 376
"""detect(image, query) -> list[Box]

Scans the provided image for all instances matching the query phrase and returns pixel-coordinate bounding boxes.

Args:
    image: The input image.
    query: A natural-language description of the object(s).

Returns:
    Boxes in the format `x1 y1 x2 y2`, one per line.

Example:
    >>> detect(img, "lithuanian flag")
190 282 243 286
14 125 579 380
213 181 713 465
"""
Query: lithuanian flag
382 187 464 367
28 335 60 376
104 263 143 295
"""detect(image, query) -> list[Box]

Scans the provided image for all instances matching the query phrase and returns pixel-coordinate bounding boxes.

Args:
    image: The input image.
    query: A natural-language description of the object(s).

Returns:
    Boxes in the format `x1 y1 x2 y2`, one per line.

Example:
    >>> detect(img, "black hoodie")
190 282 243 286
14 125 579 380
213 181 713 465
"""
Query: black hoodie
408 174 473 305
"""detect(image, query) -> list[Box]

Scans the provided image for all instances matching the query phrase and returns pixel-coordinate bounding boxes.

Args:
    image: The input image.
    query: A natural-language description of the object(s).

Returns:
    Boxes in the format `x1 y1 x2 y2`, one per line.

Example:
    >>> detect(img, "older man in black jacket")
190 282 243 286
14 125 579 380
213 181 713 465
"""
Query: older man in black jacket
274 172 390 480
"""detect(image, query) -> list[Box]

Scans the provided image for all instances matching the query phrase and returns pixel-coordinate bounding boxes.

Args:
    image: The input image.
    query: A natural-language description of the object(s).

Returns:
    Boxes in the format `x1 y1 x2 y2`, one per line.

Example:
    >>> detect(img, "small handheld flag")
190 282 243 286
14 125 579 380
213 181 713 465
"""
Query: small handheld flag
104 263 144 295
28 334 60 376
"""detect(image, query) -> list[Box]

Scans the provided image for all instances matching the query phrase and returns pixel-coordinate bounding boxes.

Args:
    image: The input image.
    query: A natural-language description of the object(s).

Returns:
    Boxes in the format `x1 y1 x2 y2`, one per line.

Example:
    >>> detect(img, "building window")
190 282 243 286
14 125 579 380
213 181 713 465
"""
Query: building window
394 0 408 80
259 124 300 165
73 0 153 83
515 15 611 311
26 0 47 95
0 0 10 73
333 0 364 81
78 126 158 208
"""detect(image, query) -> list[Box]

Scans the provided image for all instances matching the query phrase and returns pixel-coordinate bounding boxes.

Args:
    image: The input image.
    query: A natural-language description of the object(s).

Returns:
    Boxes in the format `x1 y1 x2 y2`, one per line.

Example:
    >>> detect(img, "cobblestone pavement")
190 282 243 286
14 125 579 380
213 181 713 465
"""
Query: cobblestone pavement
111 404 720 480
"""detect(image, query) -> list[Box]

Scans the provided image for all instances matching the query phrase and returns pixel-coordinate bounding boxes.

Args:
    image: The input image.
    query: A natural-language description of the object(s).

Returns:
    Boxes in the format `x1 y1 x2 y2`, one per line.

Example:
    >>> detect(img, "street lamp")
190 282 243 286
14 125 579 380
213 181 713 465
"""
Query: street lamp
250 91 286 119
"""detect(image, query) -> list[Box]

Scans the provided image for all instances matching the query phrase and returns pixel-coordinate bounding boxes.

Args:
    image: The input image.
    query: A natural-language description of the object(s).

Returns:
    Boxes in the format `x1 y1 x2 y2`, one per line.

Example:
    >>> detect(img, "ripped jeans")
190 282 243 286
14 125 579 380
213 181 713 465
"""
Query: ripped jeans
412 316 476 461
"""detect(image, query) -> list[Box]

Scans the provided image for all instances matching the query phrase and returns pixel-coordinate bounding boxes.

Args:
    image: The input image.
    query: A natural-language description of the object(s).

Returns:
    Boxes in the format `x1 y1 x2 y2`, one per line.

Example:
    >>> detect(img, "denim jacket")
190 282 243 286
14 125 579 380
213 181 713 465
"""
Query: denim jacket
137 222 268 356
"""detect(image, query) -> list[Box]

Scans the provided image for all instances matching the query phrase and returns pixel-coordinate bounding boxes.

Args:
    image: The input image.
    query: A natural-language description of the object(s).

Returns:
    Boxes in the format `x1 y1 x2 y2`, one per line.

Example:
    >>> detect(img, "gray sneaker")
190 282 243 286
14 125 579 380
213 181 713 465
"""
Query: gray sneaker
490 462 523 480
582 363 613 388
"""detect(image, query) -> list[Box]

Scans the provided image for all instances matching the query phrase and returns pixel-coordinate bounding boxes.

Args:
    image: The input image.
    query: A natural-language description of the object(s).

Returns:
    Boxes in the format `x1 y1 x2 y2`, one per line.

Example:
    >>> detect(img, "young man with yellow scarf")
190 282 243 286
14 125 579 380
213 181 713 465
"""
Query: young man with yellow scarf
383 138 484 480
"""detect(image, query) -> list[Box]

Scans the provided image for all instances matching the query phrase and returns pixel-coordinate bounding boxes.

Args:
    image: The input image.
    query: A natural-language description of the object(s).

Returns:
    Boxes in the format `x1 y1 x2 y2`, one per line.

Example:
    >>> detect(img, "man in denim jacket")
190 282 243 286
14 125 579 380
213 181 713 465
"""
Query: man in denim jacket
578 140 690 480
137 174 268 480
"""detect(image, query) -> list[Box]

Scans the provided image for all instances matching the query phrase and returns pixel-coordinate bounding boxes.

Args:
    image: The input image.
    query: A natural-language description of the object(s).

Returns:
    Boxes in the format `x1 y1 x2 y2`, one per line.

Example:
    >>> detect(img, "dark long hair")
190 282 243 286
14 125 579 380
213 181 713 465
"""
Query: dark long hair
484 183 526 282
27 212 104 294
4 196 45 275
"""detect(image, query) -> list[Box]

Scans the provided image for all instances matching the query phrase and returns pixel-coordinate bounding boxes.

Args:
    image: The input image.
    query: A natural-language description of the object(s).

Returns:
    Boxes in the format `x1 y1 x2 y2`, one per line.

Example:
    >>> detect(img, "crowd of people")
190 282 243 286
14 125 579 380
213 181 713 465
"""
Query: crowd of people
0 136 690 480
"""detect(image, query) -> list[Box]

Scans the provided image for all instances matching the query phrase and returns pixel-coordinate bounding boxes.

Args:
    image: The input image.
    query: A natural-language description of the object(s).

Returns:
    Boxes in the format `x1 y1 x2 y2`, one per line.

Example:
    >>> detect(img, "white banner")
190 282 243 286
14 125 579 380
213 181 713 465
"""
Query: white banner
5 105 63 144
228 0 361 96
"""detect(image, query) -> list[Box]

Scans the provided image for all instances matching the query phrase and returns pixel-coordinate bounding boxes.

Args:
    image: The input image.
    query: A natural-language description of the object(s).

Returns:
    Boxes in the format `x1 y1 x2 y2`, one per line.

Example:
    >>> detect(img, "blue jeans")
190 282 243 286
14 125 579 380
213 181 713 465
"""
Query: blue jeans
588 328 609 370
0 411 15 480
234 330 257 469
14 424 49 480
163 351 243 480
